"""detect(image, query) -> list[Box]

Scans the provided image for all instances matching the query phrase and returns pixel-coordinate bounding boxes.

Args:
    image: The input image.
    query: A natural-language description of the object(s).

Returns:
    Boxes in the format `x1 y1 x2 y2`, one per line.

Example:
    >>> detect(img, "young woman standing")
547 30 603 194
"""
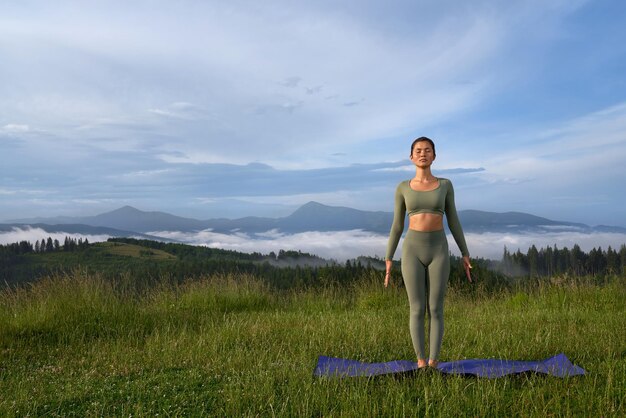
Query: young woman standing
384 136 472 369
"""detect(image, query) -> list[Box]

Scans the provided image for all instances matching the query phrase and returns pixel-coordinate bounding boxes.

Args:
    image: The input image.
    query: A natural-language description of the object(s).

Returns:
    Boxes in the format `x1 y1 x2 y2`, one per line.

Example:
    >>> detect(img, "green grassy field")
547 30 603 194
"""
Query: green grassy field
98 241 178 260
0 270 624 417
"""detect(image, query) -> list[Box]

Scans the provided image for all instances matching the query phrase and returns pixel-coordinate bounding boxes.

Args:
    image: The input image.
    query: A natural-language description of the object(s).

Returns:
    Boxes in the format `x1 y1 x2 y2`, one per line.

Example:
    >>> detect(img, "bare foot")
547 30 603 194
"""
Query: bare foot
417 359 427 369
428 359 439 368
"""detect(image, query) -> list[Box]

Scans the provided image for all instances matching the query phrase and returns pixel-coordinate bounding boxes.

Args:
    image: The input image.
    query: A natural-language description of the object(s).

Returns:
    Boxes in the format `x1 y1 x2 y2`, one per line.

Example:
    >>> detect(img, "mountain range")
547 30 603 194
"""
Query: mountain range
2 202 625 239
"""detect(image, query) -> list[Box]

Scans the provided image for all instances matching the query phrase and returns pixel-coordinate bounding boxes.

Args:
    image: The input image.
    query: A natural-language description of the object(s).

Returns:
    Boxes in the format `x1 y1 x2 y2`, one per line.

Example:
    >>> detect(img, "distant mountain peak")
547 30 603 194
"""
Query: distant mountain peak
301 201 325 208
287 201 326 218
106 205 140 212
289 201 354 216
97 205 145 217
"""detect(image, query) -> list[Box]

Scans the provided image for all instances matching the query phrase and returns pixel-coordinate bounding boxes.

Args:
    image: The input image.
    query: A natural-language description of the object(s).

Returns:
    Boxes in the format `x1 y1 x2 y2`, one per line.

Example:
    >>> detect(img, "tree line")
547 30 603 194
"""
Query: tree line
1 237 624 292
499 243 626 277
0 237 91 275
0 236 90 256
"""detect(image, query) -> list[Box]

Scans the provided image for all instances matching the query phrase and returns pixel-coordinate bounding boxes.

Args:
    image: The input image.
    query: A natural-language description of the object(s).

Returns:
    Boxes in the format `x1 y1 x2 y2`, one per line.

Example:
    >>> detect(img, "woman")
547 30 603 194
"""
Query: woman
384 136 472 369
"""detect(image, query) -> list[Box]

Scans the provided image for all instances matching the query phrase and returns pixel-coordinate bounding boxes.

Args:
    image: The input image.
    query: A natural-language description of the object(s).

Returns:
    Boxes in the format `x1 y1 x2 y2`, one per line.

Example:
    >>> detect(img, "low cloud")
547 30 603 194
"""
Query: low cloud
148 229 388 261
146 230 626 262
460 231 626 260
3 227 623 264
0 227 111 246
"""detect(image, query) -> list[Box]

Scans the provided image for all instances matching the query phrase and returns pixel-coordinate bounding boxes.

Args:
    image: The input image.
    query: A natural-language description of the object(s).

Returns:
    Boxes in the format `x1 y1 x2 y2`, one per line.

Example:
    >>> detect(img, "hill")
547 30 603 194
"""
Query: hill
0 238 344 288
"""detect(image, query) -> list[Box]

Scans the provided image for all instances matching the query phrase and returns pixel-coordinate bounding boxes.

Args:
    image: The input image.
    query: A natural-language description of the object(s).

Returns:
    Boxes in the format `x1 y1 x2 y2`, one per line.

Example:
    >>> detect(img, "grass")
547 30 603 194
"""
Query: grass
0 270 624 416
97 241 178 260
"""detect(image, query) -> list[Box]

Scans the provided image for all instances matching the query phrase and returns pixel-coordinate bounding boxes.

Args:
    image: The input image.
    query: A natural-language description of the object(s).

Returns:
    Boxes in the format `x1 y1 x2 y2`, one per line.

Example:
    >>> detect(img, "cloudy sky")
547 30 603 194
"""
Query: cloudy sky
1 0 626 228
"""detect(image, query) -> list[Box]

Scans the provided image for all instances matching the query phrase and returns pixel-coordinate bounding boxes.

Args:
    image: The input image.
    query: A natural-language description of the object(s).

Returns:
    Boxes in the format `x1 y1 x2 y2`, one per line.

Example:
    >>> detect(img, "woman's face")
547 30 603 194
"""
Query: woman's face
410 141 436 167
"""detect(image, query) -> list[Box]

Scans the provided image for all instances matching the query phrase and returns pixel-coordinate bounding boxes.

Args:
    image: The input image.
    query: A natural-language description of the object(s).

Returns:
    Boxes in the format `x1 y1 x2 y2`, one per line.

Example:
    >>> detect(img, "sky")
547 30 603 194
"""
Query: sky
1 0 626 229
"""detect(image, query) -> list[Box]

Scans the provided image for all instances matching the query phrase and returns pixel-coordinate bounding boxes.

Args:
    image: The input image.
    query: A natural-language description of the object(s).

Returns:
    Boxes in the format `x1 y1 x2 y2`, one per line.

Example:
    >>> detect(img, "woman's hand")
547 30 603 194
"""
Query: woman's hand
462 256 473 283
384 260 393 287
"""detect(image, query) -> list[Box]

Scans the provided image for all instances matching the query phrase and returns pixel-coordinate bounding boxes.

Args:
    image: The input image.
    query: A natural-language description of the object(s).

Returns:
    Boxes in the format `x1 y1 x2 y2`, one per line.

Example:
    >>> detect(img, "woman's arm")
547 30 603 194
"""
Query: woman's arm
385 183 406 261
444 180 469 257
385 183 405 287
445 180 473 281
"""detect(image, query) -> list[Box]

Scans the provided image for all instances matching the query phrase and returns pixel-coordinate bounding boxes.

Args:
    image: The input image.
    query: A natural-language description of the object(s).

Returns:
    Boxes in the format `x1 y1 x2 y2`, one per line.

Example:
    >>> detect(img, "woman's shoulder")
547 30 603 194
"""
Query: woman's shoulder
396 179 409 189
436 177 455 190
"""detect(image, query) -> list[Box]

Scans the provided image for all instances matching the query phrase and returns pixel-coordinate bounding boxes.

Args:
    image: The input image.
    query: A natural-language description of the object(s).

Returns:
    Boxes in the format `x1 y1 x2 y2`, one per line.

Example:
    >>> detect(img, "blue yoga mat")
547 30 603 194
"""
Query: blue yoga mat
314 353 585 378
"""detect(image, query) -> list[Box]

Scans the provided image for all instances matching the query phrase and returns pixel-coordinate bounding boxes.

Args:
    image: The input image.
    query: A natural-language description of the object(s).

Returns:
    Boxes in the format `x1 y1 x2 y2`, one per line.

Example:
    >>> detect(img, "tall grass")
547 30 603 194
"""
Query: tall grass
0 270 624 416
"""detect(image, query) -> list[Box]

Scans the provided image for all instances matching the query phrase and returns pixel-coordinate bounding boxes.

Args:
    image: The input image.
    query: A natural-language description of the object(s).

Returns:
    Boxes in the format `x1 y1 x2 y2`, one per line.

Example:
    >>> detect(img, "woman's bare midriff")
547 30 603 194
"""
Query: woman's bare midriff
409 213 444 232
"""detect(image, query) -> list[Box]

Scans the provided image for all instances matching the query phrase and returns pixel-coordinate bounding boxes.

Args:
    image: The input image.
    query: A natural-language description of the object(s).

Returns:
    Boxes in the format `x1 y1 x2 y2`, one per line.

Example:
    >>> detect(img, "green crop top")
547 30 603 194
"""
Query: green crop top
385 177 470 260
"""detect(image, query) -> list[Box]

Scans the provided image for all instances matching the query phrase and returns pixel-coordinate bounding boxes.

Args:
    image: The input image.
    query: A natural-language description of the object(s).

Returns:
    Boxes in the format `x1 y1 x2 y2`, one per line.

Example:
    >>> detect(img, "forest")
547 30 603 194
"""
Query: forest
1 236 624 291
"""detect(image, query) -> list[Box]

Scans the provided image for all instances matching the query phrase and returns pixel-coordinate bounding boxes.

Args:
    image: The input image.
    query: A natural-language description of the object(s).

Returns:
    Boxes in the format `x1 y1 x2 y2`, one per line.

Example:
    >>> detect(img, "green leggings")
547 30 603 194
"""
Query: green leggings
401 229 450 361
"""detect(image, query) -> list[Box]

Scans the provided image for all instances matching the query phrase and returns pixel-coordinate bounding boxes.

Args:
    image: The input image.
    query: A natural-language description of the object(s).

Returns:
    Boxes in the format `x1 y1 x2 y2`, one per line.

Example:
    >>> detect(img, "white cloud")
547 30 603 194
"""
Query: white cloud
148 102 206 120
0 1 580 164
0 227 110 246
1 0 621 228
453 100 626 225
474 101 626 184
254 229 285 239
143 229 626 262
148 109 180 118
2 124 29 132
3 225 622 263
111 169 174 179
372 165 415 173
0 188 48 196
148 229 388 261
71 198 116 205
27 198 68 207
460 231 626 260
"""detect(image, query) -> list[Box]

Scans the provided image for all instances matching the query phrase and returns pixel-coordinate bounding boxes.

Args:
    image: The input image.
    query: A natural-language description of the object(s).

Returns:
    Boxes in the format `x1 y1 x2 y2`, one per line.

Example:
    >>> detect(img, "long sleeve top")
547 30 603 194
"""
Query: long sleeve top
385 177 470 260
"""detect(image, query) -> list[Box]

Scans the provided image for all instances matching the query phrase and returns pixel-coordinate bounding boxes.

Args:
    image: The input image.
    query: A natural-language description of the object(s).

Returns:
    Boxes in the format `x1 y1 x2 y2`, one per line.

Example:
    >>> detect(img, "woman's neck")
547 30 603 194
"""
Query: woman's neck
413 168 436 183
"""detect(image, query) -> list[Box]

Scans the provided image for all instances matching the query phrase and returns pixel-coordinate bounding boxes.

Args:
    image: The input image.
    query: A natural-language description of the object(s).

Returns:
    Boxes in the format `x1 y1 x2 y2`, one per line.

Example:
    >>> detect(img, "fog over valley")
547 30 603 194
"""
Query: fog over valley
2 226 625 262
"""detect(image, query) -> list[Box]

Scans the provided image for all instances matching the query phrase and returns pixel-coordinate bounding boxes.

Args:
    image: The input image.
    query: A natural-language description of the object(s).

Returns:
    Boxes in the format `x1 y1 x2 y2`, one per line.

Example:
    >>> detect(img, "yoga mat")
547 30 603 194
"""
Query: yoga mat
314 353 585 378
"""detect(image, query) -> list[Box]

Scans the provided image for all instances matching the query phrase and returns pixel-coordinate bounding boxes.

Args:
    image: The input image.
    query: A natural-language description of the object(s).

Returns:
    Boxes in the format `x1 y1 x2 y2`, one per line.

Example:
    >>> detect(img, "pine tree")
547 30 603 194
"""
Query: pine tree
571 244 583 275
558 246 570 274
19 240 33 254
502 246 511 274
528 245 539 277
619 244 626 276
545 245 554 276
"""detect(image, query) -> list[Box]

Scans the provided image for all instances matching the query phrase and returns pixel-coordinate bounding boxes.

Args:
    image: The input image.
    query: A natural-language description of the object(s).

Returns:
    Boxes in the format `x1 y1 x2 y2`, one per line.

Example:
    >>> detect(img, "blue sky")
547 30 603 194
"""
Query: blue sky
1 0 626 227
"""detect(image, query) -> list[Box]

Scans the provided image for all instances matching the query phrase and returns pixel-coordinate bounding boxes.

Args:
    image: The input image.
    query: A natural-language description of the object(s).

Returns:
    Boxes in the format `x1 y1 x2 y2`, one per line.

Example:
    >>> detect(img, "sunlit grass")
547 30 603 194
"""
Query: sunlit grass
97 241 177 260
0 271 624 416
